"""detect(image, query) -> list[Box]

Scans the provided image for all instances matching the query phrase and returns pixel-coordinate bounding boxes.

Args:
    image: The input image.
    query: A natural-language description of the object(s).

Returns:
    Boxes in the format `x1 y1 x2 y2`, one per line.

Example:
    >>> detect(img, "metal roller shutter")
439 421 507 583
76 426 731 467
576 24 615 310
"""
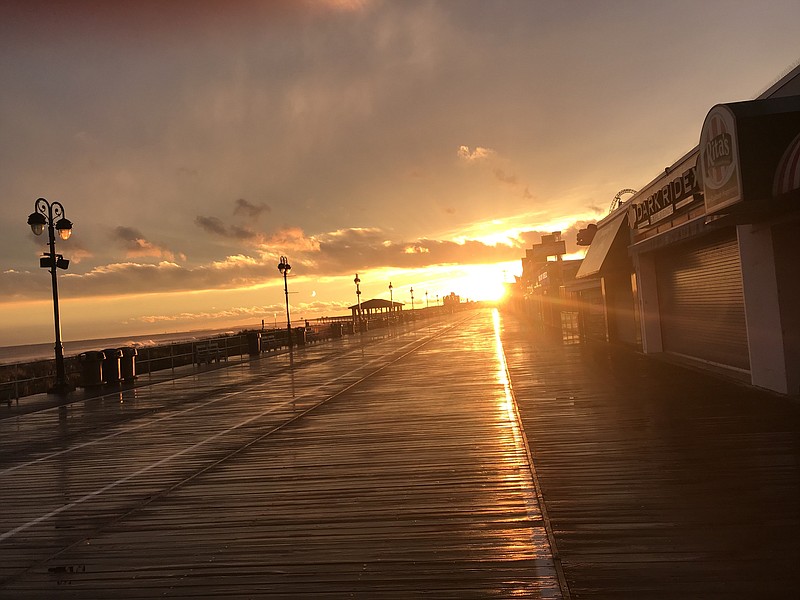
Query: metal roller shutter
578 287 607 341
656 231 750 371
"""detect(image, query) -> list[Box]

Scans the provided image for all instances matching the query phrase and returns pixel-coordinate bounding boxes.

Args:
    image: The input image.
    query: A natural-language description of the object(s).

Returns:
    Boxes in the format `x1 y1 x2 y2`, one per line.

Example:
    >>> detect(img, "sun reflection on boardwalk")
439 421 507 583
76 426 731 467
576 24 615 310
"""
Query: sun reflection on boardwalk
493 309 549 548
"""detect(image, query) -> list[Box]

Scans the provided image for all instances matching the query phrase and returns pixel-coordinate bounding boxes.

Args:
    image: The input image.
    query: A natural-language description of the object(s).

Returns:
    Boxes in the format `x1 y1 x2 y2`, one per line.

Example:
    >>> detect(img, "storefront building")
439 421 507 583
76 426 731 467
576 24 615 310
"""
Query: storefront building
620 69 800 395
513 233 583 336
573 207 640 347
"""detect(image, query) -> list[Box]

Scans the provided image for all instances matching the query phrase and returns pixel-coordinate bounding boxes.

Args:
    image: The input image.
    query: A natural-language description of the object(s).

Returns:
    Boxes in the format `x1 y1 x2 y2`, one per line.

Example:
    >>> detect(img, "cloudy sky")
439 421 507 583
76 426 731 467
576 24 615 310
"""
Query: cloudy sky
2 0 799 346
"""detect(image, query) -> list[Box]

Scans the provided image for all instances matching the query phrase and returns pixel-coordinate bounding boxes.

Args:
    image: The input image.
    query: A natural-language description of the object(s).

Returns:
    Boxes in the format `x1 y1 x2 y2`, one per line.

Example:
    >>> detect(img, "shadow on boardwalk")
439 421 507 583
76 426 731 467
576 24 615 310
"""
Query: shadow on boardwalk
500 312 800 599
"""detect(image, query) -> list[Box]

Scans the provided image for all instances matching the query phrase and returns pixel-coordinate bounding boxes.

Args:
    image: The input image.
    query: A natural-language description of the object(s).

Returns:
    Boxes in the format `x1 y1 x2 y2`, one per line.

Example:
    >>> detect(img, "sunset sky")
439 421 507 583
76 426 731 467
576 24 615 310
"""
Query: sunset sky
2 0 800 347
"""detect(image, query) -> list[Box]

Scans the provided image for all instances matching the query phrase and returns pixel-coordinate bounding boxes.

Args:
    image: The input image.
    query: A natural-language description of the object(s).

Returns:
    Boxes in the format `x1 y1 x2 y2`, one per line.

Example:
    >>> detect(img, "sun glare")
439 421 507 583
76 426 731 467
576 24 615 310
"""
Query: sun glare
454 269 506 301
415 262 518 303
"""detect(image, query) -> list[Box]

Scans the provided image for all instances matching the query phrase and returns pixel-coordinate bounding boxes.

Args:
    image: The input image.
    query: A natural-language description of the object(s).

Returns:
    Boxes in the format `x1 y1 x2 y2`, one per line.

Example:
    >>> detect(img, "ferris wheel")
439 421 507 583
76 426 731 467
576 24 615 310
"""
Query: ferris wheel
609 188 637 213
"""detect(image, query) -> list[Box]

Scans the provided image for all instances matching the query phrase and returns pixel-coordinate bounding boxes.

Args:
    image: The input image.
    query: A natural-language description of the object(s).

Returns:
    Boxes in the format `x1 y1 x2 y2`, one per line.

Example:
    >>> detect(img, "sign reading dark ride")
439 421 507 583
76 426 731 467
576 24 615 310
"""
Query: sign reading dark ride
629 164 702 229
627 96 800 232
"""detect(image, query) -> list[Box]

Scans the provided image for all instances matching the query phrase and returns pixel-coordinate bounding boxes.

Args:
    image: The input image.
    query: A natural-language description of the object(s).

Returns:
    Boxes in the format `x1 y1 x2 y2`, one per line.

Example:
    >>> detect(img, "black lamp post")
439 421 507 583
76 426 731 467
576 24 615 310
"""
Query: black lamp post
410 287 415 319
354 273 362 330
27 198 73 395
425 290 429 309
388 281 393 321
277 256 292 349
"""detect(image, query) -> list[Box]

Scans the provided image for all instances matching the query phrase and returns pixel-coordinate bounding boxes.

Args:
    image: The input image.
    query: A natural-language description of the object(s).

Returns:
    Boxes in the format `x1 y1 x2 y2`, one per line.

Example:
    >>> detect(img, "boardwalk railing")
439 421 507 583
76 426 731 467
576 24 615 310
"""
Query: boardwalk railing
1 307 468 403
0 334 244 402
0 321 356 403
0 330 299 403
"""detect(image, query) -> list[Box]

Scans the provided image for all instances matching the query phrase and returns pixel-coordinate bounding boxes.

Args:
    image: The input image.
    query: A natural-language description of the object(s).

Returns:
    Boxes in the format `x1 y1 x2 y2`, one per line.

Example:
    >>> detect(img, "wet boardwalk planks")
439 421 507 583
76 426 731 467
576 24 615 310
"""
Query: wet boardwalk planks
8 308 796 598
1 314 561 598
499 316 800 598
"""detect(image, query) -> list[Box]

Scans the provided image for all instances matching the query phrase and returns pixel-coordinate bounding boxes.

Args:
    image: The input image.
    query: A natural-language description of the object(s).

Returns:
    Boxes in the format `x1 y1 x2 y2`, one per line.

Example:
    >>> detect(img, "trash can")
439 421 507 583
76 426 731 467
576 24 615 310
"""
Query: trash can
330 323 343 338
102 348 123 384
293 327 306 346
78 350 105 388
120 347 138 382
247 332 261 356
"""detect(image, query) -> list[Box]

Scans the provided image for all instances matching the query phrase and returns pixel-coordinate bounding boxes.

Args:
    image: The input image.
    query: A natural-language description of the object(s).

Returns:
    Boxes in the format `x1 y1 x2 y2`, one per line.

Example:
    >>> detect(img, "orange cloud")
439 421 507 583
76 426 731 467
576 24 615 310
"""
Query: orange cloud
457 145 496 162
264 227 321 253
112 226 184 261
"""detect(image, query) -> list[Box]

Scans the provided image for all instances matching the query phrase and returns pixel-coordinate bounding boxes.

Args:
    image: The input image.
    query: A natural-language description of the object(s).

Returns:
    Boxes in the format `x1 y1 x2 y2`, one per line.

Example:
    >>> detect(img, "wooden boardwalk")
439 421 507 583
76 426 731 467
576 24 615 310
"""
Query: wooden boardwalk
3 308 799 598
0 313 561 598
500 316 800 599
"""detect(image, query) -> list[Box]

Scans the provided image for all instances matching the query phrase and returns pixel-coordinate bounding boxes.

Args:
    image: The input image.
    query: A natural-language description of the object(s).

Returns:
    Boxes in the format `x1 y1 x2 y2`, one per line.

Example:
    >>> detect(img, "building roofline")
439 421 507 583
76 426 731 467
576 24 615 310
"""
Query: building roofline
757 61 800 99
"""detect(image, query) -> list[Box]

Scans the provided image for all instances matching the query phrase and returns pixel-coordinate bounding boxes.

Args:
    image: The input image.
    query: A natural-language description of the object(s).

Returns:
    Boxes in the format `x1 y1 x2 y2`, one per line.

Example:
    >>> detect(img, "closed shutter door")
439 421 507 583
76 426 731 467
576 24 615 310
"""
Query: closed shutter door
656 231 750 370
579 287 607 341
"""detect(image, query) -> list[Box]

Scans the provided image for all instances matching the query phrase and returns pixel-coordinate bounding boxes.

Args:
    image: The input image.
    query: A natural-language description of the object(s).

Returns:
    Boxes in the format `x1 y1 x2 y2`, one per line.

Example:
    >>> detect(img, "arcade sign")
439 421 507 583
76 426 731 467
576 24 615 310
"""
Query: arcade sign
530 239 566 261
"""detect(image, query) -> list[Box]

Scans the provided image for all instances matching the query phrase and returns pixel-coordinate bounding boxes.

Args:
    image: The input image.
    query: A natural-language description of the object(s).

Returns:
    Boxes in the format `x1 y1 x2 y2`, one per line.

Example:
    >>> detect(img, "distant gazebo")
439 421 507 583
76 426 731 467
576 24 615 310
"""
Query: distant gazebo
349 298 404 321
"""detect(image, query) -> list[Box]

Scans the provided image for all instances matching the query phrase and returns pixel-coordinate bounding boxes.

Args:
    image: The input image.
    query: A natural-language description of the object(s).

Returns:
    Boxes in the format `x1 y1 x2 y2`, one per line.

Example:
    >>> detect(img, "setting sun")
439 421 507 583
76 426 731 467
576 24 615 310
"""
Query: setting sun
386 261 518 306
445 263 514 302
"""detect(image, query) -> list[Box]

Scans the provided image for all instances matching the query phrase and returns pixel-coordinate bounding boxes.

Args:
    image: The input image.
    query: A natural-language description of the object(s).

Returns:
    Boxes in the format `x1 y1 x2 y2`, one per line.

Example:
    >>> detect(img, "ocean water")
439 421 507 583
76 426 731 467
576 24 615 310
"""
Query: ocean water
0 327 242 366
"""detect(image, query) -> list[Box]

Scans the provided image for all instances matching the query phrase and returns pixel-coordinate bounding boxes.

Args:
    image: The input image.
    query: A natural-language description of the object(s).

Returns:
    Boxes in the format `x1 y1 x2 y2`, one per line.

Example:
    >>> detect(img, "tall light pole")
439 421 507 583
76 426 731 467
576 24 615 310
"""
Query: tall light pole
388 281 393 322
425 290 429 309
354 273 362 330
410 287 415 320
277 256 292 349
27 198 73 395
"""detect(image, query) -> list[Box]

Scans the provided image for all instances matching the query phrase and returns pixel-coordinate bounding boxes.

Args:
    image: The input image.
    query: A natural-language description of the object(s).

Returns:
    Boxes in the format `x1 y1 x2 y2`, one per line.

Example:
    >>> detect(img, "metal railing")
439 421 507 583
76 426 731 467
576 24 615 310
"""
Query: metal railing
0 314 458 403
1 334 254 402
0 324 346 403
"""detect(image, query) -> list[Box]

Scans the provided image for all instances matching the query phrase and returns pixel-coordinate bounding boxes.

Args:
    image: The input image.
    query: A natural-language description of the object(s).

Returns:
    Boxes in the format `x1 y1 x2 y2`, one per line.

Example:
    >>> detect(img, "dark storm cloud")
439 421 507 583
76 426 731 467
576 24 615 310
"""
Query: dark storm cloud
195 217 228 237
233 199 270 219
195 216 257 240
230 226 258 240
196 198 266 239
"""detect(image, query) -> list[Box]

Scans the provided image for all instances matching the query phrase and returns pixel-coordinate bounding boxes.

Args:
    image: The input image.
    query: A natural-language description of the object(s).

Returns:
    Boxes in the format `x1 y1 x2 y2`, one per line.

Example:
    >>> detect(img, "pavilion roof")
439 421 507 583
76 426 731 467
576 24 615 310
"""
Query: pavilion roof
348 298 404 310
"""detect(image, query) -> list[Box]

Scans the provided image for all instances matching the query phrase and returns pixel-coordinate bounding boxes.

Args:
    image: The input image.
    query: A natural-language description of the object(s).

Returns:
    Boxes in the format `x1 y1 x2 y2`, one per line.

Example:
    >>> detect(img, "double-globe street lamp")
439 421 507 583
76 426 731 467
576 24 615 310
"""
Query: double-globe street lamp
277 256 292 349
388 281 393 322
27 198 73 395
354 273 362 331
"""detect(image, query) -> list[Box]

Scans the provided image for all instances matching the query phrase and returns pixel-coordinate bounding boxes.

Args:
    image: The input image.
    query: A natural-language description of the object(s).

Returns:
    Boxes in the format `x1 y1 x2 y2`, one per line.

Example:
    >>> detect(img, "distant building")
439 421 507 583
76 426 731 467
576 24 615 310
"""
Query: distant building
512 232 583 336
442 292 461 309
